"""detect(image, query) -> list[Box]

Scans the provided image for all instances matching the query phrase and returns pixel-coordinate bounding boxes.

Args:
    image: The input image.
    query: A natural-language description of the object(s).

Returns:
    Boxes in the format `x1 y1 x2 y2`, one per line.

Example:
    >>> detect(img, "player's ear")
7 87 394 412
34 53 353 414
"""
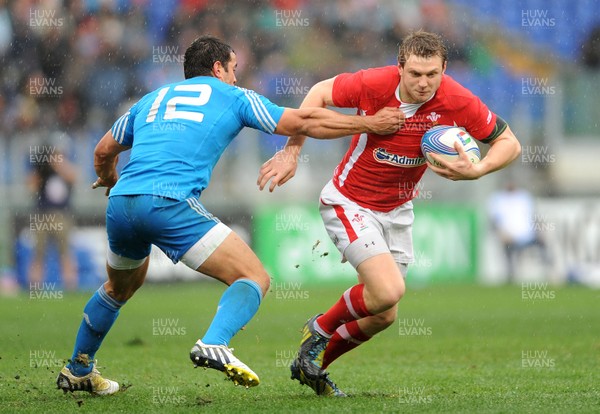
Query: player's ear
211 61 224 81
441 60 447 74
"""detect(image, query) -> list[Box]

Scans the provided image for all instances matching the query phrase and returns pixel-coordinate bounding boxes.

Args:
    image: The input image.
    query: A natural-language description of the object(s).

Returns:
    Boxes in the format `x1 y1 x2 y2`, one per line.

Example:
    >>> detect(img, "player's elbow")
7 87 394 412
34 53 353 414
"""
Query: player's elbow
94 131 127 162
505 134 521 165
503 126 521 161
305 78 334 105
94 143 108 160
94 133 112 158
513 137 522 159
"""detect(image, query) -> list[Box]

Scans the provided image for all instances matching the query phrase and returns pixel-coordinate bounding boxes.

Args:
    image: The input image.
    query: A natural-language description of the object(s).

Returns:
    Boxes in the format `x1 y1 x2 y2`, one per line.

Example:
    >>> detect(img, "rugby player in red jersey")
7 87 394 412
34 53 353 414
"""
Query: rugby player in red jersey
258 30 521 396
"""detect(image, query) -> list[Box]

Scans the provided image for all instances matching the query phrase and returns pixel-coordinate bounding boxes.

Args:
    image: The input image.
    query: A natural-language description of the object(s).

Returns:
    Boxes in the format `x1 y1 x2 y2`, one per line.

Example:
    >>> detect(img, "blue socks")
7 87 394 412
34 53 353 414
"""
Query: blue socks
202 279 263 346
66 279 262 375
67 285 125 376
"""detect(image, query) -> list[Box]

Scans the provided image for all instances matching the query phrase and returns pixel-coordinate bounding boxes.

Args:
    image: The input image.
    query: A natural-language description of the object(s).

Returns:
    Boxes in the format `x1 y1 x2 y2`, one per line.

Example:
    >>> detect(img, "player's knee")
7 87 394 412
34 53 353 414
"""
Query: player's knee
106 263 148 302
397 280 406 302
256 270 271 296
378 287 404 310
236 266 270 297
365 280 405 313
104 281 133 302
371 309 397 329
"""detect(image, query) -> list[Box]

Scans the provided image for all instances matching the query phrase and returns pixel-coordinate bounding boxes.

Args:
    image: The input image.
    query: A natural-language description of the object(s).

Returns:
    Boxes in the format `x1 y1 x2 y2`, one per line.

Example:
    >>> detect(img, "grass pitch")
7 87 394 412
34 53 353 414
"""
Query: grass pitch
1 282 598 413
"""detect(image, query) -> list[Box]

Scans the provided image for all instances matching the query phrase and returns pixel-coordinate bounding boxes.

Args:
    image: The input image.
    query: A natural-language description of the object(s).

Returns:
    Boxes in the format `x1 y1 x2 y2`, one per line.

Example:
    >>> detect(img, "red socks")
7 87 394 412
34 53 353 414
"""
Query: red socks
316 284 371 335
313 284 374 369
322 320 372 369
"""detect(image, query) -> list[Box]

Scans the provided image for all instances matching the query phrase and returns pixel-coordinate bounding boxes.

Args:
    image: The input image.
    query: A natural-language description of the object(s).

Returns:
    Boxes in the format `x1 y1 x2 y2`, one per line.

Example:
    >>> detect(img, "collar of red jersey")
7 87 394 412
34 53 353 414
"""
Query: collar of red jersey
395 86 436 118
395 83 436 107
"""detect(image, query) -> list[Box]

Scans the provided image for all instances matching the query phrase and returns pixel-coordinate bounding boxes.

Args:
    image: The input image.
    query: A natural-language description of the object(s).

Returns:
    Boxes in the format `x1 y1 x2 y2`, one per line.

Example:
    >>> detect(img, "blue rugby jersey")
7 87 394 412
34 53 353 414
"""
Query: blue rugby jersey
108 76 285 200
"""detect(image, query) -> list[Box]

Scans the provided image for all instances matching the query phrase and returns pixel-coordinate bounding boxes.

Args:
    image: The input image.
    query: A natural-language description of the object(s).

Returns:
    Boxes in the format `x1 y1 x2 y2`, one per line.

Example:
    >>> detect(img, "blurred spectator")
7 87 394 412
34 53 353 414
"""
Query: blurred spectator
488 181 550 283
582 25 600 69
0 1 11 56
27 132 78 290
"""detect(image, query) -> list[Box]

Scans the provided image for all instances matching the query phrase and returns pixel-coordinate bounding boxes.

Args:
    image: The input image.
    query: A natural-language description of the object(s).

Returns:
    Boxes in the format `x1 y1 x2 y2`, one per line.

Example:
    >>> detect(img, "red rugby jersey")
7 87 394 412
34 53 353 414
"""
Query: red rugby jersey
331 66 496 212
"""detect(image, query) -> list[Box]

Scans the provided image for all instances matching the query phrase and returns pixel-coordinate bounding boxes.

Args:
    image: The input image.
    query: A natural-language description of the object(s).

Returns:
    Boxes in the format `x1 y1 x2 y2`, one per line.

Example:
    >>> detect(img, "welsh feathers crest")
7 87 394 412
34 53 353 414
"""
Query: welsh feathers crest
426 112 441 123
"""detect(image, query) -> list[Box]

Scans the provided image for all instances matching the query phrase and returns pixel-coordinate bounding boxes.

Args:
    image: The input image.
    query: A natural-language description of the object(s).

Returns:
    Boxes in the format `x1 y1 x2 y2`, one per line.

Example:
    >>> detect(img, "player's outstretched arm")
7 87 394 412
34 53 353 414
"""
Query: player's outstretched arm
92 130 131 194
427 125 521 181
257 106 401 192
258 78 335 192
275 106 402 139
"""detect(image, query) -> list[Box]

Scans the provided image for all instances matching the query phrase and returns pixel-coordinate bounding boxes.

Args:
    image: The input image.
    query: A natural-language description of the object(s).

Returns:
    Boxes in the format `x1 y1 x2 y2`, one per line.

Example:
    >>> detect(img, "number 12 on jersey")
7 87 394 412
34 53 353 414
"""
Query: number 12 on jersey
146 84 212 123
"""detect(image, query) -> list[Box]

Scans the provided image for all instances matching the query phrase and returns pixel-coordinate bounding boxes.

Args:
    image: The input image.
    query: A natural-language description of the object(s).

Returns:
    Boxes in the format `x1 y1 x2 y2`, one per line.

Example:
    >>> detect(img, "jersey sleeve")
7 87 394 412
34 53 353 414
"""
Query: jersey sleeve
332 71 364 108
111 100 141 146
237 88 285 134
454 93 497 141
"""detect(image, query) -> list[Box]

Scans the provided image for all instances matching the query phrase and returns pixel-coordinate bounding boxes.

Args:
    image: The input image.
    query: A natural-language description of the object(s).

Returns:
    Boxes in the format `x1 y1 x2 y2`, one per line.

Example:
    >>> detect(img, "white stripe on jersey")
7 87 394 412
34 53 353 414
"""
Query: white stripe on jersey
118 117 129 144
242 87 277 129
337 133 367 187
112 112 130 144
111 114 124 143
241 88 277 133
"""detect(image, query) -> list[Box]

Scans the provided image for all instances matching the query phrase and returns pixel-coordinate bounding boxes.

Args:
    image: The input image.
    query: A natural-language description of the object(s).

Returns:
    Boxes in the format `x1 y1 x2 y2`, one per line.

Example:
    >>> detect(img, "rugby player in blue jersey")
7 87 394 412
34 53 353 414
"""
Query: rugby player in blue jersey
56 35 403 395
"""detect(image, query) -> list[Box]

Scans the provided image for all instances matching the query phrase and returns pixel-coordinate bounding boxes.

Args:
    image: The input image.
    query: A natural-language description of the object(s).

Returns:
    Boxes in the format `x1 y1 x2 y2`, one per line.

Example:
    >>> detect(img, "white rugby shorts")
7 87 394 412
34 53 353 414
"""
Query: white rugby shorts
319 180 414 270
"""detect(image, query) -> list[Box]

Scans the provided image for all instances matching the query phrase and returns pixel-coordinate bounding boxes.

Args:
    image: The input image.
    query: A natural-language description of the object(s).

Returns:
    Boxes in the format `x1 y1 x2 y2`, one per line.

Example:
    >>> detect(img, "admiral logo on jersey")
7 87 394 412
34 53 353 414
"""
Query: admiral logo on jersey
373 148 426 167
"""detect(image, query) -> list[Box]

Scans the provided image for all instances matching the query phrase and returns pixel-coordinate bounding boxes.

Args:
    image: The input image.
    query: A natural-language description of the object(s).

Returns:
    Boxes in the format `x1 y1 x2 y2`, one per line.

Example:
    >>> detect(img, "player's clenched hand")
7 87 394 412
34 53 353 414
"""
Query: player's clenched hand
257 147 299 192
367 107 405 135
427 141 483 181
92 175 118 196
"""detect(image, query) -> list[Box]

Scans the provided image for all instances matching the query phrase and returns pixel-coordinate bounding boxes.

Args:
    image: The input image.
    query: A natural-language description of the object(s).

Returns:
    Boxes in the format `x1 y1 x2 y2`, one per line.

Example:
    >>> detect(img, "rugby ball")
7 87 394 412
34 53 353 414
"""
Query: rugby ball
421 125 481 167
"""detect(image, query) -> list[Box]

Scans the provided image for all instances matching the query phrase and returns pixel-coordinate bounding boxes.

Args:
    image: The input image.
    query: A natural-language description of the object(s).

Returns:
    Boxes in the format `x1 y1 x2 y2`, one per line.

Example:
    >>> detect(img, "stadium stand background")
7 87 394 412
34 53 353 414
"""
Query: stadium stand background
1 0 599 287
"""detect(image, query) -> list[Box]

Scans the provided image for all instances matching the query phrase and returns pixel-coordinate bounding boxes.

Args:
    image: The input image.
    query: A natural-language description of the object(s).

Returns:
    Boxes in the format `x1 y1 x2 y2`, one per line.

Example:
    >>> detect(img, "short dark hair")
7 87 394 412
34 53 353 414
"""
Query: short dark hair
398 30 447 67
184 35 234 79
